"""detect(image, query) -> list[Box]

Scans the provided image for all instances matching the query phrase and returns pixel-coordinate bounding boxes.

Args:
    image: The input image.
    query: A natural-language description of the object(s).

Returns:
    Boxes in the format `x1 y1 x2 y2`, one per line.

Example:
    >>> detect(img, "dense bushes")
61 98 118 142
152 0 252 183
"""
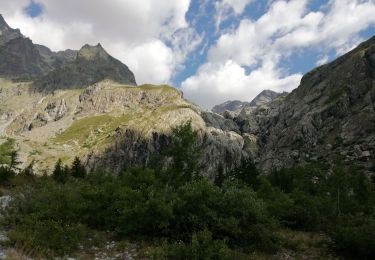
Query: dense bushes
2 122 375 258
4 168 277 257
257 163 375 258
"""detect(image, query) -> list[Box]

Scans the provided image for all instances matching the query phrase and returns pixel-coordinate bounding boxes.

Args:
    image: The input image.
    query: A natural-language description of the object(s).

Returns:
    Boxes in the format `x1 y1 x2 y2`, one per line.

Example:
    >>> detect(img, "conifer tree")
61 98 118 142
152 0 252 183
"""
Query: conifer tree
71 157 86 178
53 159 65 183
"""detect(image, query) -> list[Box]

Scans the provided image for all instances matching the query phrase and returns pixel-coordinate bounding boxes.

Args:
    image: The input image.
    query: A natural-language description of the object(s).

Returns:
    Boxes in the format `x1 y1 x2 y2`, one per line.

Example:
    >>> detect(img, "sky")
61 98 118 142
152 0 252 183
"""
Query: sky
1 0 375 109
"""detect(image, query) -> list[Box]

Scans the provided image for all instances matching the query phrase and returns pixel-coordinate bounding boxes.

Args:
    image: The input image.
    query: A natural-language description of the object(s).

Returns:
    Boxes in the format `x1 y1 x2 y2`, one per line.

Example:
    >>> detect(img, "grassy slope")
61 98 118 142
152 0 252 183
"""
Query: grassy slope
0 80 200 171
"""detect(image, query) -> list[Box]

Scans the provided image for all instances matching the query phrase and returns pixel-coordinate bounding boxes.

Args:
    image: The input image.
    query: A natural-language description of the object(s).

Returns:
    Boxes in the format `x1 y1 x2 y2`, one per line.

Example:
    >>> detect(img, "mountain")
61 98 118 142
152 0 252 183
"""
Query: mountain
233 36 375 172
0 79 243 174
212 100 249 114
249 89 287 107
0 15 53 80
0 14 22 45
35 44 77 69
212 89 286 115
0 15 136 89
0 15 242 175
33 44 137 91
1 14 374 175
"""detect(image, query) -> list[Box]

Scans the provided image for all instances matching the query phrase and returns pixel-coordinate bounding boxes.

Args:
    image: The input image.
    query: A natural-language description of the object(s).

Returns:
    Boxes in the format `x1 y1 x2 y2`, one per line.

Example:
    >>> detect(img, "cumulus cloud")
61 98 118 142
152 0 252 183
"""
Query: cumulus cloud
182 60 301 109
182 0 375 108
215 0 253 31
1 0 197 84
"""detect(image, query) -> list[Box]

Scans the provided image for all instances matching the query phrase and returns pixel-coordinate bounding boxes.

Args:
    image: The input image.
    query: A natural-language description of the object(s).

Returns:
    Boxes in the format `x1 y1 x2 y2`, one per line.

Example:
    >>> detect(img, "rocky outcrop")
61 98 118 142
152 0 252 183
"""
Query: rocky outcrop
87 126 244 178
200 111 240 133
235 36 375 172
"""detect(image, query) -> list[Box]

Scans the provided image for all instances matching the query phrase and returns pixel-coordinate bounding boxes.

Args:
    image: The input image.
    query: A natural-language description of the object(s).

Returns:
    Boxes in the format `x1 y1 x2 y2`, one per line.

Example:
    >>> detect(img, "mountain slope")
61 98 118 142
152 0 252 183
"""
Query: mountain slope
33 44 137 91
0 79 243 174
235 36 375 172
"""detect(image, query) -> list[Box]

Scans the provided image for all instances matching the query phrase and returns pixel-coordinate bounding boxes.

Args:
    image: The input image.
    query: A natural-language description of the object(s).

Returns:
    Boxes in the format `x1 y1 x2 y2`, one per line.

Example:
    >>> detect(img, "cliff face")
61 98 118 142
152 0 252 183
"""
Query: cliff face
234 36 375 172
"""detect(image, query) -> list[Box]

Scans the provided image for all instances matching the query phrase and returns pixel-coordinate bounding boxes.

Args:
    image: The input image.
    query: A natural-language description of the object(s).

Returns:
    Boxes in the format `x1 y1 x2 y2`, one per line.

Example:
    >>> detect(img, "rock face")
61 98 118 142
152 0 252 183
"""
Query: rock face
0 15 22 45
212 90 286 115
249 90 287 107
234 36 375 172
33 44 137 91
212 100 249 114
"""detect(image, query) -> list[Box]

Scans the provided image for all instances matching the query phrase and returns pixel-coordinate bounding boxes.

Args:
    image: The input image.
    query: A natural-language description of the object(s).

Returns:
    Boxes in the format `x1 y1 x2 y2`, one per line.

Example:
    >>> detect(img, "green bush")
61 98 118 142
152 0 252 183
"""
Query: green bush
8 219 86 257
0 166 15 184
332 214 375 258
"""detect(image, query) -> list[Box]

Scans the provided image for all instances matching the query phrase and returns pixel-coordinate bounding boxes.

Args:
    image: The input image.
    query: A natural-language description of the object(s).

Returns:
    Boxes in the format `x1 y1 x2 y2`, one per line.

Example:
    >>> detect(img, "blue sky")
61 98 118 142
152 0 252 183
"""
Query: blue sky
174 0 375 85
6 0 375 108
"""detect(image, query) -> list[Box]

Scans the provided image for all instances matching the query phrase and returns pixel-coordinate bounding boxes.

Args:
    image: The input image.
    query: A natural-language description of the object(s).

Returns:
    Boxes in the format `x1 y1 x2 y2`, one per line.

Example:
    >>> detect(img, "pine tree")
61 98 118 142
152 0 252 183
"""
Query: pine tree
71 157 86 178
231 159 260 189
53 159 65 183
164 120 200 184
214 163 225 187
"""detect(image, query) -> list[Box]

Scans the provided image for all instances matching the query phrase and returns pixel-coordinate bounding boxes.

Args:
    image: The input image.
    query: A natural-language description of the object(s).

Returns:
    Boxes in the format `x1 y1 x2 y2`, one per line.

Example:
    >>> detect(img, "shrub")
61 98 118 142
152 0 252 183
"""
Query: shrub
0 166 15 185
332 214 375 258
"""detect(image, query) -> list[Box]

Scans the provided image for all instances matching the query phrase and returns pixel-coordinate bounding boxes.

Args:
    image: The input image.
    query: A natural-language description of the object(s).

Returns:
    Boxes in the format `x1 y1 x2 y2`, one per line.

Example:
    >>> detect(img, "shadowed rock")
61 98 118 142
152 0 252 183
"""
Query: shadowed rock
33 43 137 91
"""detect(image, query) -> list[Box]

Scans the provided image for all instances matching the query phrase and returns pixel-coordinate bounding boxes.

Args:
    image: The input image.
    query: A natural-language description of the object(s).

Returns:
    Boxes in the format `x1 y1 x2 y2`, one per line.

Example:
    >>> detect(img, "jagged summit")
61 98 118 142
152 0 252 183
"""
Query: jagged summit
212 89 286 115
77 43 110 61
249 89 287 107
0 14 23 46
33 42 137 91
0 14 10 29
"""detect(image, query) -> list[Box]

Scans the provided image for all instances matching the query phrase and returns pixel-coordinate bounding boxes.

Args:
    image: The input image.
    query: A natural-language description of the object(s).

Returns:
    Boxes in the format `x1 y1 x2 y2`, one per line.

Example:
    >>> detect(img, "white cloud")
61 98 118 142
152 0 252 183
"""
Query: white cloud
182 0 375 108
223 0 253 15
182 60 302 109
1 0 196 84
316 55 329 66
214 0 253 31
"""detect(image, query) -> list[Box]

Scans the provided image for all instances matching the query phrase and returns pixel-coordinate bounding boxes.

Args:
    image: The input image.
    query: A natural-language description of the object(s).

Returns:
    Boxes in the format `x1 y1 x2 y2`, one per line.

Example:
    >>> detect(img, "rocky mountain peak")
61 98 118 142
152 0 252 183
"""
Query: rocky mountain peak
33 42 137 91
77 43 109 61
249 89 287 107
212 90 286 115
0 14 10 30
0 14 22 46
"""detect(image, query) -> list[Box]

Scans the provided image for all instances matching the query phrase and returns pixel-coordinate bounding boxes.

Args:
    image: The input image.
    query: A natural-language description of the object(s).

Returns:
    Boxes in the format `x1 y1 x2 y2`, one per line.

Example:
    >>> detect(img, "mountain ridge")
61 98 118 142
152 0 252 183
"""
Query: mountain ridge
212 89 287 115
0 15 137 89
